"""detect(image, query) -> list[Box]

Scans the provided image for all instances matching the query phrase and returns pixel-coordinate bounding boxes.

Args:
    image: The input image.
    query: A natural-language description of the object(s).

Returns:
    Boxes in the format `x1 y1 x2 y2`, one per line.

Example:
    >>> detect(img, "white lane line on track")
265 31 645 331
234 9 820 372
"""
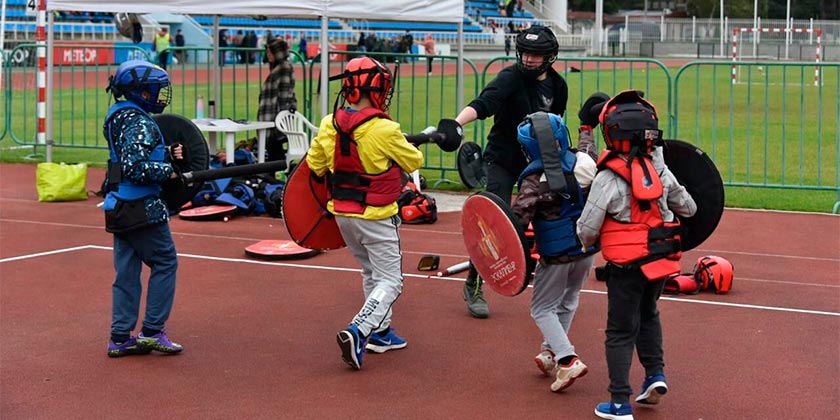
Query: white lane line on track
3 217 839 263
2 245 837 317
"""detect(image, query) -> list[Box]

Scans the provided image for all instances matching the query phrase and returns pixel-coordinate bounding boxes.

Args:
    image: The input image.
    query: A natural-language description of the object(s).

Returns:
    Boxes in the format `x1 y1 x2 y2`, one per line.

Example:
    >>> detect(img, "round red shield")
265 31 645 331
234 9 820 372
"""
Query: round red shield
244 240 321 260
281 160 346 250
460 192 531 297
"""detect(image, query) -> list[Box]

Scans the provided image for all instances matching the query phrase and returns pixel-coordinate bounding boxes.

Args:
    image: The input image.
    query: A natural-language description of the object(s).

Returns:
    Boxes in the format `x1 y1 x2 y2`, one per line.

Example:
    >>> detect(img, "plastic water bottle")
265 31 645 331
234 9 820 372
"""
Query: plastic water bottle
196 95 205 119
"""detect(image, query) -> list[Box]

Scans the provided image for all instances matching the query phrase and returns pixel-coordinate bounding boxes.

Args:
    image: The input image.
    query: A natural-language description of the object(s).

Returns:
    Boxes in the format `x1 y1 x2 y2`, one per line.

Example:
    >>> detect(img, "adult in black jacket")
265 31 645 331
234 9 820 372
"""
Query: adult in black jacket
454 25 568 318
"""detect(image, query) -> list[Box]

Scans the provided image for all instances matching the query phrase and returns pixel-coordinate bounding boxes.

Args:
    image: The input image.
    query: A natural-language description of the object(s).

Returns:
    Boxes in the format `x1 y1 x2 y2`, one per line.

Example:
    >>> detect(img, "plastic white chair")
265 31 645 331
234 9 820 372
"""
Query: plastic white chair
275 110 319 170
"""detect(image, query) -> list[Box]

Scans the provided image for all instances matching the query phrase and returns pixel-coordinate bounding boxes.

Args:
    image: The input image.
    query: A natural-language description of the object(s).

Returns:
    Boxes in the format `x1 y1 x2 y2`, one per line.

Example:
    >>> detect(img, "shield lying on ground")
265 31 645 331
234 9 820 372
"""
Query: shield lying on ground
282 161 345 250
460 192 531 296
661 139 725 251
244 240 321 260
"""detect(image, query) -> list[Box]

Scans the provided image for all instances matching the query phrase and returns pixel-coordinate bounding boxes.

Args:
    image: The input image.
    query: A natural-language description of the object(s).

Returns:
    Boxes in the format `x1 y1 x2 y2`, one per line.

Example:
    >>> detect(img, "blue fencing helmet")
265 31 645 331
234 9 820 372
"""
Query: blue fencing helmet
515 25 559 79
107 60 171 113
517 112 569 164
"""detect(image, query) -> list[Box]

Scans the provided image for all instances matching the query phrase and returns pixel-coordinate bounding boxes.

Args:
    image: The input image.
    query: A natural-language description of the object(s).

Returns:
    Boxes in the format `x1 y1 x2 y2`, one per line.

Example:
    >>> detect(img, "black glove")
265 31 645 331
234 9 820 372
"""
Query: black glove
578 92 611 129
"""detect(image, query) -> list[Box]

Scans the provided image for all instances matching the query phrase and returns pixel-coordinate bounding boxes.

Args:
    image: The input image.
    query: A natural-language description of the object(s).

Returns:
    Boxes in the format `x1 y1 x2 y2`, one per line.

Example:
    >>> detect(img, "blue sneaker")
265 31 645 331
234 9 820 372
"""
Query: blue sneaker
365 328 407 353
337 324 366 370
107 336 152 358
137 330 183 354
636 372 668 404
594 402 634 420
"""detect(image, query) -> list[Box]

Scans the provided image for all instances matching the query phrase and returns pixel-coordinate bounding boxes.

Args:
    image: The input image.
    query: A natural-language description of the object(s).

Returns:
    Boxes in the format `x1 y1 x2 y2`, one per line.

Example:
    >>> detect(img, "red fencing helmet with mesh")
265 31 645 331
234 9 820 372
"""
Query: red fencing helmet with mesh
340 57 394 111
598 90 661 154
693 255 734 294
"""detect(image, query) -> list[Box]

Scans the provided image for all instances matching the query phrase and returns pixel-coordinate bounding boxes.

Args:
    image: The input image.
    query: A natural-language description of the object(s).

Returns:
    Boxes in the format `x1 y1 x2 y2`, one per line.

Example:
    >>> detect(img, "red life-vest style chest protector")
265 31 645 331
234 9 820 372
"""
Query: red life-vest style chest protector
596 151 683 281
331 107 403 214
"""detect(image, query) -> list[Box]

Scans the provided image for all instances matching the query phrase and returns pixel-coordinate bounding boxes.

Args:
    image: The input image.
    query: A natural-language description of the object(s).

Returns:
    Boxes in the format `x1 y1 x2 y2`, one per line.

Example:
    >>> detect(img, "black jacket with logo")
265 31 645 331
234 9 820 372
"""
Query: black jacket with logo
467 65 568 175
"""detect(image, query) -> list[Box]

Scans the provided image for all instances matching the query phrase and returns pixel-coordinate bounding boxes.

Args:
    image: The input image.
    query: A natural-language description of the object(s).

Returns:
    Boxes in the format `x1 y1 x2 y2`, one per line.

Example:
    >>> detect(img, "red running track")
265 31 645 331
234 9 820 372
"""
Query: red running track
1 163 838 419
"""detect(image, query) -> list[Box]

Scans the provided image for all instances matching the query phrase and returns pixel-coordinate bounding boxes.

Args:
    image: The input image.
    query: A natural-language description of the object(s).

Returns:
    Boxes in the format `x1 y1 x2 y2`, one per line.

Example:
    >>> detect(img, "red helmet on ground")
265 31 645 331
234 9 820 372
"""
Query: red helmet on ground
598 90 661 154
340 57 394 111
693 255 734 294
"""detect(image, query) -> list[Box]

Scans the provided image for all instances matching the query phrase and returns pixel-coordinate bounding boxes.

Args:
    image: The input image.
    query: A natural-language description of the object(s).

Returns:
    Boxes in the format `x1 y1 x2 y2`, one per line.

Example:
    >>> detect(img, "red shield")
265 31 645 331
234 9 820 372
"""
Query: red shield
244 240 321 260
281 161 346 250
460 192 531 297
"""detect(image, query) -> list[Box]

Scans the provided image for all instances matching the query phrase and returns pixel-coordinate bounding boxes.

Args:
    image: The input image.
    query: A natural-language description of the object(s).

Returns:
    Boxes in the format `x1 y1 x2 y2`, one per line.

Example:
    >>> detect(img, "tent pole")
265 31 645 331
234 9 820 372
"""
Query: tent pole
320 15 329 119
213 15 220 116
456 21 463 111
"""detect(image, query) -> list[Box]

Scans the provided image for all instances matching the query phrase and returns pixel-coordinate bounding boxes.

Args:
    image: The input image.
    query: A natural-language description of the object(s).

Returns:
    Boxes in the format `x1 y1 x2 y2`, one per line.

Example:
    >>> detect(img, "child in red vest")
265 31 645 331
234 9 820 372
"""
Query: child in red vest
305 57 423 370
577 90 697 420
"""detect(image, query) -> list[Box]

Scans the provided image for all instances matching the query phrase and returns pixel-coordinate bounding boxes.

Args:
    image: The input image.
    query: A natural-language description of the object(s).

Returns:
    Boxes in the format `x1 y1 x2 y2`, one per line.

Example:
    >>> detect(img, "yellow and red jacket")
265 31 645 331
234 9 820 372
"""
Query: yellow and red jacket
598 151 682 280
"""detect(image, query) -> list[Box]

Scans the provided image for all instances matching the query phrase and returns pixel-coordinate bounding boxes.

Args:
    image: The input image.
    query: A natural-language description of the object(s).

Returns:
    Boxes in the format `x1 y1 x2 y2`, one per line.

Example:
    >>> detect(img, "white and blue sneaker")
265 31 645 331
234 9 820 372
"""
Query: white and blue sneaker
594 402 634 420
337 324 366 370
366 328 407 353
635 372 668 404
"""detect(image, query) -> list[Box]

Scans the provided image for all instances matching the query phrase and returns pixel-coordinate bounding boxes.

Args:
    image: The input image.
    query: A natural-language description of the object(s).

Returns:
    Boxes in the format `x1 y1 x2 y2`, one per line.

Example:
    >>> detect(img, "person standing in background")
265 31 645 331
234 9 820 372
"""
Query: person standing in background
257 38 298 162
358 32 368 54
218 29 229 66
153 27 173 70
298 35 308 61
174 29 186 64
414 34 436 75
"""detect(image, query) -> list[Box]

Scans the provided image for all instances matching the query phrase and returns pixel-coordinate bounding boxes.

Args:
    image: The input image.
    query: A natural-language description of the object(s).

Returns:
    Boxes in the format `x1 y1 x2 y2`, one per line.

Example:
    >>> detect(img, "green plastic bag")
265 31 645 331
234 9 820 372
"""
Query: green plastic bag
36 162 89 202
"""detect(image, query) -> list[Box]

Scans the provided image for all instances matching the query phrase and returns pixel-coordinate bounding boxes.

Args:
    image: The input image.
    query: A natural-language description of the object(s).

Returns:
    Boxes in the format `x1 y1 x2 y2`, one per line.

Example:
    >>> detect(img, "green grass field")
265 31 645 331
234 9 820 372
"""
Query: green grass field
2 58 838 212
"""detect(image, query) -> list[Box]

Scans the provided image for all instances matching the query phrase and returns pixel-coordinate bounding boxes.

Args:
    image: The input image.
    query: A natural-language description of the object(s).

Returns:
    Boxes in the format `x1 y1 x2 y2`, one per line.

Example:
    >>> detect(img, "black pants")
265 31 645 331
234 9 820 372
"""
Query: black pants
466 160 518 286
426 57 434 74
604 263 666 403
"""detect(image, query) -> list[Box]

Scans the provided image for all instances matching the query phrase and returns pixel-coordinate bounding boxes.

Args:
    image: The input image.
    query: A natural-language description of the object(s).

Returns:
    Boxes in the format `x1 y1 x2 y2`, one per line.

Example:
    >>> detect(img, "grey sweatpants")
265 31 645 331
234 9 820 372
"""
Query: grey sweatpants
337 215 404 337
530 255 595 361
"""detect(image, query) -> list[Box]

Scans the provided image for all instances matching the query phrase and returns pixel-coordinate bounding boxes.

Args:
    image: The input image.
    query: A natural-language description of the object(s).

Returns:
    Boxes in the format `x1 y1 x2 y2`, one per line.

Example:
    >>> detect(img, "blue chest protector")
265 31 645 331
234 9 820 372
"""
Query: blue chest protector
101 101 166 211
516 112 597 257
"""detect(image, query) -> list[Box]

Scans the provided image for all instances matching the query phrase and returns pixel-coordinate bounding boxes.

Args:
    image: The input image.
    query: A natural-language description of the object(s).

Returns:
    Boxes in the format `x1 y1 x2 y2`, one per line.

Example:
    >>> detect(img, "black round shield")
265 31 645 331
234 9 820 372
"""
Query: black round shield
457 141 486 189
662 139 725 251
153 114 210 213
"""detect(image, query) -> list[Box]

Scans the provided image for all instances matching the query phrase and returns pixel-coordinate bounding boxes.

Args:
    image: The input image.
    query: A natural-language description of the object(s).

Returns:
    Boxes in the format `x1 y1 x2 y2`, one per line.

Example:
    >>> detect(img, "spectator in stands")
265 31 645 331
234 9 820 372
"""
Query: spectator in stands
218 29 228 66
358 32 367 54
263 31 275 63
298 35 308 61
153 27 173 71
257 38 297 162
174 29 186 64
404 30 414 56
505 0 516 17
245 31 259 64
365 33 378 53
233 30 245 64
415 34 436 75
451 25 567 319
508 20 516 34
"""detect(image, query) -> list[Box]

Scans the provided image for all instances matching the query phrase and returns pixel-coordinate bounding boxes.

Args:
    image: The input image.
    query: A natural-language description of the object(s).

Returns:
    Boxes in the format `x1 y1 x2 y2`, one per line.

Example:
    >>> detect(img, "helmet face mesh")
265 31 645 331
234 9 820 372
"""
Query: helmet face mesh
341 57 394 111
109 60 171 114
515 26 559 78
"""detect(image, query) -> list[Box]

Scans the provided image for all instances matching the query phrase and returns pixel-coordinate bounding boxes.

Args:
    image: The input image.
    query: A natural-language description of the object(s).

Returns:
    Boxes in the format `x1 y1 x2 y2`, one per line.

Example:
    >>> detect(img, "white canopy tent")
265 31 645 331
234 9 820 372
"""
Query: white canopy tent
44 0 466 153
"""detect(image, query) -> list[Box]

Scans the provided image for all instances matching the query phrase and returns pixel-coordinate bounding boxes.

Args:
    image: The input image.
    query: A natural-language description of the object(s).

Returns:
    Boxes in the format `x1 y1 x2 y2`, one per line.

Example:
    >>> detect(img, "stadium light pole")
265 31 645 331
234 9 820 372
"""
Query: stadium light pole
594 0 603 56
720 0 724 57
784 0 791 59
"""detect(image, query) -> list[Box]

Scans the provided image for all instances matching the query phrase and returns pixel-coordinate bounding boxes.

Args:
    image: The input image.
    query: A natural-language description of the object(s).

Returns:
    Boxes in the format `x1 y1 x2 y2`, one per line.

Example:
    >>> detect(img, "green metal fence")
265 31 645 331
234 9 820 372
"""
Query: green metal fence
1 48 838 211
673 61 839 211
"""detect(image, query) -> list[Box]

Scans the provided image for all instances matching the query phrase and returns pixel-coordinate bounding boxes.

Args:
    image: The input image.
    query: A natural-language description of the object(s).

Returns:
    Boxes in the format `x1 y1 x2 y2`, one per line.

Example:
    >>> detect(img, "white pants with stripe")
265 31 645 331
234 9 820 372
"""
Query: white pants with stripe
337 215 404 337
